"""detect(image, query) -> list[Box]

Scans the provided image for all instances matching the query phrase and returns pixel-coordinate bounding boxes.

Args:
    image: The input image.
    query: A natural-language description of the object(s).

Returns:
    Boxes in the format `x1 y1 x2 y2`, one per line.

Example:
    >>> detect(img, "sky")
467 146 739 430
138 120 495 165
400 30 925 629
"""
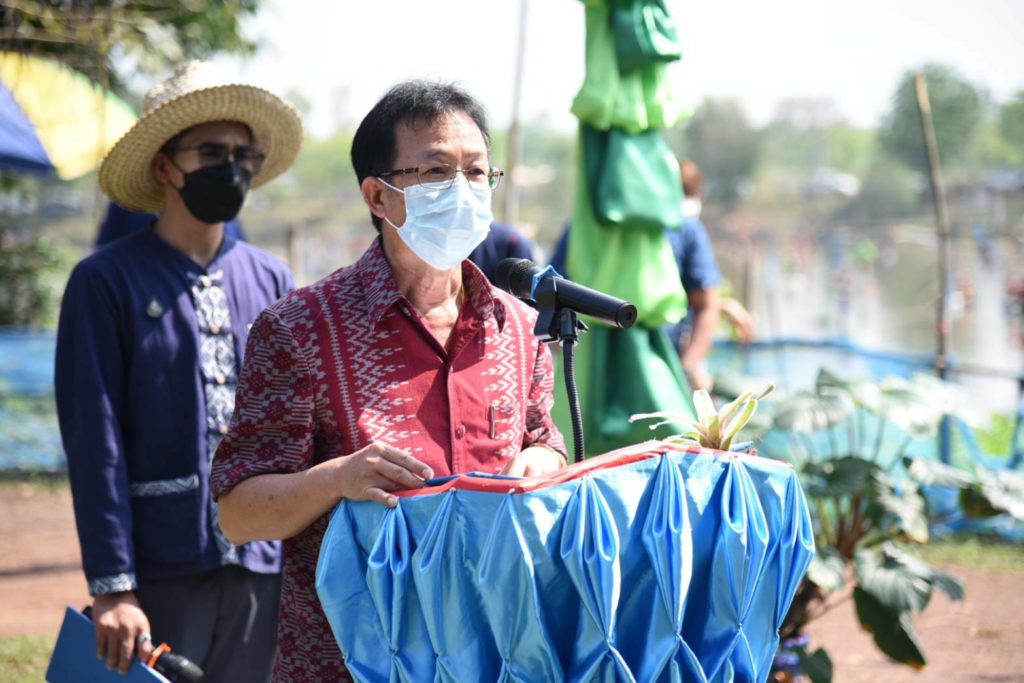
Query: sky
213 0 1024 139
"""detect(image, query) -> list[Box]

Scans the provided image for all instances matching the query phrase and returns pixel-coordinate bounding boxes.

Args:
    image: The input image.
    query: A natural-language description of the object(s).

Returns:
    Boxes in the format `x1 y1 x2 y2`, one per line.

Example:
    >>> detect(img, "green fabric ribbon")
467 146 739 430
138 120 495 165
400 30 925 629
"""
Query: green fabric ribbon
571 2 686 133
612 0 684 73
567 132 687 328
582 123 683 230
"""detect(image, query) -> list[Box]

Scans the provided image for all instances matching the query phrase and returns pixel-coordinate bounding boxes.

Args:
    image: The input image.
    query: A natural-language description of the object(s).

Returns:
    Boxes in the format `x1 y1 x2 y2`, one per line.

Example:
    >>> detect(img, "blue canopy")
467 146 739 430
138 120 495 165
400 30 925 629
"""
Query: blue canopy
0 80 54 175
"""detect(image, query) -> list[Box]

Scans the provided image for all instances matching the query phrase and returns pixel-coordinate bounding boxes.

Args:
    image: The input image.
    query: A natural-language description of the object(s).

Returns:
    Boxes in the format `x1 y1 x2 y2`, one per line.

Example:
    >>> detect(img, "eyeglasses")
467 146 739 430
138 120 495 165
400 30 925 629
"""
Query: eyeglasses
170 142 267 173
378 163 504 190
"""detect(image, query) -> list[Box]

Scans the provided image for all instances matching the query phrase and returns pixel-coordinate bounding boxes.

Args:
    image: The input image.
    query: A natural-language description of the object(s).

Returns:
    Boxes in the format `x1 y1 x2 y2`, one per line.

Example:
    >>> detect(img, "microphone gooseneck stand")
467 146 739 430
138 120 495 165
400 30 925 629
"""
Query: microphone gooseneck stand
533 278 588 464
494 257 636 465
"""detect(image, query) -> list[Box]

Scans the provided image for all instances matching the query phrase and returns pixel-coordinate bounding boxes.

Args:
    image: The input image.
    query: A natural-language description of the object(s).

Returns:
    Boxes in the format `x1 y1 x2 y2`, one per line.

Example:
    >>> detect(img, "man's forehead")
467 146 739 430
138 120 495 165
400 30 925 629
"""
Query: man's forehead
394 112 486 157
177 120 253 144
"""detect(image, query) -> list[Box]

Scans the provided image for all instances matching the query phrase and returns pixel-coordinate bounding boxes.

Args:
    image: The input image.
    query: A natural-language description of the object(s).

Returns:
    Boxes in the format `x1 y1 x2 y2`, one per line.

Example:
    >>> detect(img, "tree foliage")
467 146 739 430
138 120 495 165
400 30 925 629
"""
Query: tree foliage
998 91 1024 163
0 0 260 93
879 64 984 171
682 97 762 207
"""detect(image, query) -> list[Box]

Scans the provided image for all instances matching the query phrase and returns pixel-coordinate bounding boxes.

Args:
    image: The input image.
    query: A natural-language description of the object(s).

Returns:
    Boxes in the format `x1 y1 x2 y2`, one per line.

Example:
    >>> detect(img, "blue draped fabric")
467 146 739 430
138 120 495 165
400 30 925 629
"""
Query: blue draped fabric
316 443 814 683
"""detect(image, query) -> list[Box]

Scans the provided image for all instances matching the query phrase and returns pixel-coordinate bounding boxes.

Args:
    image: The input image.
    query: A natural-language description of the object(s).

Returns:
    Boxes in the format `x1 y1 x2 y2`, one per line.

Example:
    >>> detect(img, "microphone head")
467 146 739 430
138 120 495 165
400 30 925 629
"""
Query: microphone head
494 258 540 299
153 651 205 683
615 302 638 329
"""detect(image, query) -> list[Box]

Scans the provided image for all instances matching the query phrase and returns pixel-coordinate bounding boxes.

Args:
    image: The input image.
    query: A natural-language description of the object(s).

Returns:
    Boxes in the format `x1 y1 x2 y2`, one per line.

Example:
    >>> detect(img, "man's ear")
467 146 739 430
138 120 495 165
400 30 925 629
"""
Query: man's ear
361 176 387 220
151 153 173 186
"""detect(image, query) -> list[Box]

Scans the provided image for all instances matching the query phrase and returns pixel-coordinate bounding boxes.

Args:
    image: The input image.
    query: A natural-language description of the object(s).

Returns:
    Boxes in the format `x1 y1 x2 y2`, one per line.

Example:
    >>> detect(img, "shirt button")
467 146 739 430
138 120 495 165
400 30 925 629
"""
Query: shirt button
218 425 229 435
211 325 222 334
455 425 466 439
215 373 226 385
200 275 212 287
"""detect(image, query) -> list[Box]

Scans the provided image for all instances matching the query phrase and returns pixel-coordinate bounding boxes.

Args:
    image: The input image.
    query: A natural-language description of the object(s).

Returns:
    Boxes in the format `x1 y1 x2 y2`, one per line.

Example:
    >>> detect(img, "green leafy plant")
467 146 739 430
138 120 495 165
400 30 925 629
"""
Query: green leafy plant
767 369 1024 682
629 383 775 451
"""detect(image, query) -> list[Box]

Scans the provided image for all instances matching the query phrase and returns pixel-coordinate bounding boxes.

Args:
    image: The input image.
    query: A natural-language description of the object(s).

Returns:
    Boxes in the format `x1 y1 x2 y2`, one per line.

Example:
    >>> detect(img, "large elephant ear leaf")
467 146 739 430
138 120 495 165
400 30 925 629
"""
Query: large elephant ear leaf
966 470 1024 522
773 389 854 433
853 587 927 668
805 550 846 593
905 457 975 488
854 544 933 614
874 377 943 439
929 568 965 602
868 475 929 544
803 456 879 498
815 368 853 394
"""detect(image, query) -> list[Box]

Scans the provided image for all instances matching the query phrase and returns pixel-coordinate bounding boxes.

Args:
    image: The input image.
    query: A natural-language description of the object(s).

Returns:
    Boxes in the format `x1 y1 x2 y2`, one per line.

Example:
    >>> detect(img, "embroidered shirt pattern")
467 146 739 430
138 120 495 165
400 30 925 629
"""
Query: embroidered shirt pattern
212 239 564 682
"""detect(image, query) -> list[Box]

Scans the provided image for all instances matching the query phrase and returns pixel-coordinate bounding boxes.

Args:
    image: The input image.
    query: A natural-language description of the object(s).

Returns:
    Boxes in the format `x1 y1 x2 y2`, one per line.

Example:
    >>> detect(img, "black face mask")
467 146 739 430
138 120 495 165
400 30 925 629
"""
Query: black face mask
175 161 252 224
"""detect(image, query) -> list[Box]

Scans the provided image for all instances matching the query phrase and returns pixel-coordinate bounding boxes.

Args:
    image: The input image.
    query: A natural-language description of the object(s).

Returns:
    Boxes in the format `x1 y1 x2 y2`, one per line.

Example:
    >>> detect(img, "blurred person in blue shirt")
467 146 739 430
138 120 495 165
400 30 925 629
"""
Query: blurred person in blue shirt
468 221 538 283
550 161 752 391
54 62 302 680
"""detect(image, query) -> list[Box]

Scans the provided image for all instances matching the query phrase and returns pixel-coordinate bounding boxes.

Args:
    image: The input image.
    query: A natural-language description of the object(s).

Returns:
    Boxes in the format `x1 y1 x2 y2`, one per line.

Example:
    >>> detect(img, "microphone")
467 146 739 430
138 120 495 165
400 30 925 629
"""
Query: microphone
80 606 205 682
149 648 204 683
494 258 638 329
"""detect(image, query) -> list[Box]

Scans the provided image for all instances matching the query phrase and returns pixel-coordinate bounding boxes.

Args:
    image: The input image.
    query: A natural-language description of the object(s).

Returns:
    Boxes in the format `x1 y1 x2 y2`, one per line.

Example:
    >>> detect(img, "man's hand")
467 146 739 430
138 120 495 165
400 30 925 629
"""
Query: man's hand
499 445 567 478
336 441 434 507
92 592 153 673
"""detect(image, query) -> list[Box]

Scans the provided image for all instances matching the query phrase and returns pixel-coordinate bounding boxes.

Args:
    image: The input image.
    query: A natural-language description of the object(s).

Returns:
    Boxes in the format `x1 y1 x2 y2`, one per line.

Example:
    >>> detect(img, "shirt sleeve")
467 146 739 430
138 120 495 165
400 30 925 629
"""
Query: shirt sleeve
523 340 567 456
677 218 722 292
54 261 136 595
212 306 316 499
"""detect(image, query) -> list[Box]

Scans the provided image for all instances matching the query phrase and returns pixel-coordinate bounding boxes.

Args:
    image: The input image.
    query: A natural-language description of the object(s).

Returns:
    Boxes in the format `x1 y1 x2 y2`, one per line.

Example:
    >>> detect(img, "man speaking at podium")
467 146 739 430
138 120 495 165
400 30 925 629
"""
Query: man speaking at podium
212 81 567 681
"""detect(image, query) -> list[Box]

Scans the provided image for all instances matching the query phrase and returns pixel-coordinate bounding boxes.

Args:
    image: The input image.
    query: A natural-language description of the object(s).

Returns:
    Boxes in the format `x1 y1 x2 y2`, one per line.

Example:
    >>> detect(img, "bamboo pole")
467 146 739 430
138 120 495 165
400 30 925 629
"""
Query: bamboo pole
500 0 529 227
914 71 953 380
914 71 955 464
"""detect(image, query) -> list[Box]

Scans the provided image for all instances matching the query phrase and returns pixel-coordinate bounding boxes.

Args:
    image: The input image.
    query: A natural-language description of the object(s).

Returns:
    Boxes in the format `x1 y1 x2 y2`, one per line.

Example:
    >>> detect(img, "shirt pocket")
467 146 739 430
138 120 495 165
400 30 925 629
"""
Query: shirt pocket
130 476 202 568
488 401 521 458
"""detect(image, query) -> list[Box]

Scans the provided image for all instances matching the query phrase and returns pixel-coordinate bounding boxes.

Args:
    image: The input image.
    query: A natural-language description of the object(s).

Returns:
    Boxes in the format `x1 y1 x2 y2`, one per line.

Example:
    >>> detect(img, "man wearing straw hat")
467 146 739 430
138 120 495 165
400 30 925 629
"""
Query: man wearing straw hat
54 61 302 680
210 80 567 681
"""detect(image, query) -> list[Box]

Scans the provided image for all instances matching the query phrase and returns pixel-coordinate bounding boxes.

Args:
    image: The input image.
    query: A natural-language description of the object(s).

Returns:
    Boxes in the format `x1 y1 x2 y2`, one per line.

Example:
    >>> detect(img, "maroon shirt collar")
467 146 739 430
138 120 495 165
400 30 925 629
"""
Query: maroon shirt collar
356 238 506 333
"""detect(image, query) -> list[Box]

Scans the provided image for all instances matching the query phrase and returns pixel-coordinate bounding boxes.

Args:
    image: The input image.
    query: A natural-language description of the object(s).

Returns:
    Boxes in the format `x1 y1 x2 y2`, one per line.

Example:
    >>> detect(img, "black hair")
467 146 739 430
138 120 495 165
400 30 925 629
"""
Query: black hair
350 80 492 232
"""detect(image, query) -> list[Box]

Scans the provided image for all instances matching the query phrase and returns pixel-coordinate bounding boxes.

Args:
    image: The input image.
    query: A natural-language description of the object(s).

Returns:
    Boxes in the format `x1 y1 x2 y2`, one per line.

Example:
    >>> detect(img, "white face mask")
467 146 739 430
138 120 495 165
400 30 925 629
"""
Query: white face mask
682 197 702 219
380 177 492 270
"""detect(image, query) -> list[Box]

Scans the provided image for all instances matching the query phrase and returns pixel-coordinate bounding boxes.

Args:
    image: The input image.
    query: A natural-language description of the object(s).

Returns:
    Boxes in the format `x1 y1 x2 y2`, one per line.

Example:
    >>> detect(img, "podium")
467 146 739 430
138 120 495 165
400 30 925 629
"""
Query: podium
316 442 814 682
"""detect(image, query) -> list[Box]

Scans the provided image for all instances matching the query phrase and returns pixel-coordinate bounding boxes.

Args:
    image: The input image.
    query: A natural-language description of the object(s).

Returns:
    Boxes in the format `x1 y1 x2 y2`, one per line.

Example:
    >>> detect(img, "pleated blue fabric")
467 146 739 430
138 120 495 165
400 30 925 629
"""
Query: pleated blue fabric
316 443 814 683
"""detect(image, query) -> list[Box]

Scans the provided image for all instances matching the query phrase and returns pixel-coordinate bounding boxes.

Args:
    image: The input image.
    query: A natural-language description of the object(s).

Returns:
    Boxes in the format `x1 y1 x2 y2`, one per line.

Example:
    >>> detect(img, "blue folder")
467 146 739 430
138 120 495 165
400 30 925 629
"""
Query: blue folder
46 606 170 683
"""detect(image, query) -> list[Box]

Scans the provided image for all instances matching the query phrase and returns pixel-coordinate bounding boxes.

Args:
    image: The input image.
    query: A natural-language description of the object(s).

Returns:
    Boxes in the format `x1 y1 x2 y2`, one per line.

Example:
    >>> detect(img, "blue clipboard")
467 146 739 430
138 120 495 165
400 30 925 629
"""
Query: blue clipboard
46 606 170 682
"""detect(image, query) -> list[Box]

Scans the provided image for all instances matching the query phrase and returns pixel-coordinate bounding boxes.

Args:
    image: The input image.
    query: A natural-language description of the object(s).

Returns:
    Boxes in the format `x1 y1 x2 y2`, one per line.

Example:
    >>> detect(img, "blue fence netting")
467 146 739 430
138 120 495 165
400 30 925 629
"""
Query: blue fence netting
707 337 1024 541
0 329 62 470
3 330 1022 540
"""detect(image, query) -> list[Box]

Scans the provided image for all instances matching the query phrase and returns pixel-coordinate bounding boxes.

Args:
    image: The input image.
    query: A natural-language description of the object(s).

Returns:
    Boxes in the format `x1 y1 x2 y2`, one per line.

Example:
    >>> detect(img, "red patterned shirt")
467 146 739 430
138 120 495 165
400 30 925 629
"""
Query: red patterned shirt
212 238 565 682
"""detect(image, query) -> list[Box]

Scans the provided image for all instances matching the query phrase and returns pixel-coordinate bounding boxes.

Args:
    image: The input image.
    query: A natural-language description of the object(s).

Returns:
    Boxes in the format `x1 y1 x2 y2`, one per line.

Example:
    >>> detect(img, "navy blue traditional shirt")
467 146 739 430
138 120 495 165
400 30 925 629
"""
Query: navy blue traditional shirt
55 228 294 596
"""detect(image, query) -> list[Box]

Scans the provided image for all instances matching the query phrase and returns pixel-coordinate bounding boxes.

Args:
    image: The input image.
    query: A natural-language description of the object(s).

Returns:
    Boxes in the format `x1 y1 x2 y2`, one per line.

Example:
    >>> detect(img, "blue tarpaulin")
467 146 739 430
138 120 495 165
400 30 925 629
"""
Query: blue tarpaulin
0 80 54 175
316 442 815 682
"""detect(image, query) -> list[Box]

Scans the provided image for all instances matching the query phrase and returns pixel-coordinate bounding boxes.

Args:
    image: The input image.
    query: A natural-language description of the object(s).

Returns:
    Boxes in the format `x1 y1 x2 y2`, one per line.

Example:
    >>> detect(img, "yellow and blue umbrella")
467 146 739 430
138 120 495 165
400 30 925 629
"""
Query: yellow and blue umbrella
0 52 137 180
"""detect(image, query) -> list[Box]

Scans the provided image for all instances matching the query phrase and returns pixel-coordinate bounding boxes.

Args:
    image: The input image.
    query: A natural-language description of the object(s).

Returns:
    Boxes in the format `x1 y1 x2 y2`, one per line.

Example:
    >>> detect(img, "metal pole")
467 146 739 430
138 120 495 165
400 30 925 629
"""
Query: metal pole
501 0 529 226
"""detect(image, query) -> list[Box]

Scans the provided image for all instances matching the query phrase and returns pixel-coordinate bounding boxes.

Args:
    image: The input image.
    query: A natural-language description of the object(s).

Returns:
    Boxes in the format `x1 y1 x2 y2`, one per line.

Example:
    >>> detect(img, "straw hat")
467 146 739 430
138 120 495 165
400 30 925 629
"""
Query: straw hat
99 61 303 213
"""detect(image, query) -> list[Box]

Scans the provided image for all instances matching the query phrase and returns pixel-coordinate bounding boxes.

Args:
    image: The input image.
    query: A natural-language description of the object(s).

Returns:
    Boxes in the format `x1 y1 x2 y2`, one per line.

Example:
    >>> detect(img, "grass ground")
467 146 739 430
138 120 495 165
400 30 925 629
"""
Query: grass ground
0 637 54 683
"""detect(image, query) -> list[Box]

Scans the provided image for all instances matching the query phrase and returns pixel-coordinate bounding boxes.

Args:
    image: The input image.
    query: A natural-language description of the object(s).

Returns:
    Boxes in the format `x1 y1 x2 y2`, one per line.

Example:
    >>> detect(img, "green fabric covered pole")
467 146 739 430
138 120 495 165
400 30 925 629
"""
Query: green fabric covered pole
557 0 697 456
